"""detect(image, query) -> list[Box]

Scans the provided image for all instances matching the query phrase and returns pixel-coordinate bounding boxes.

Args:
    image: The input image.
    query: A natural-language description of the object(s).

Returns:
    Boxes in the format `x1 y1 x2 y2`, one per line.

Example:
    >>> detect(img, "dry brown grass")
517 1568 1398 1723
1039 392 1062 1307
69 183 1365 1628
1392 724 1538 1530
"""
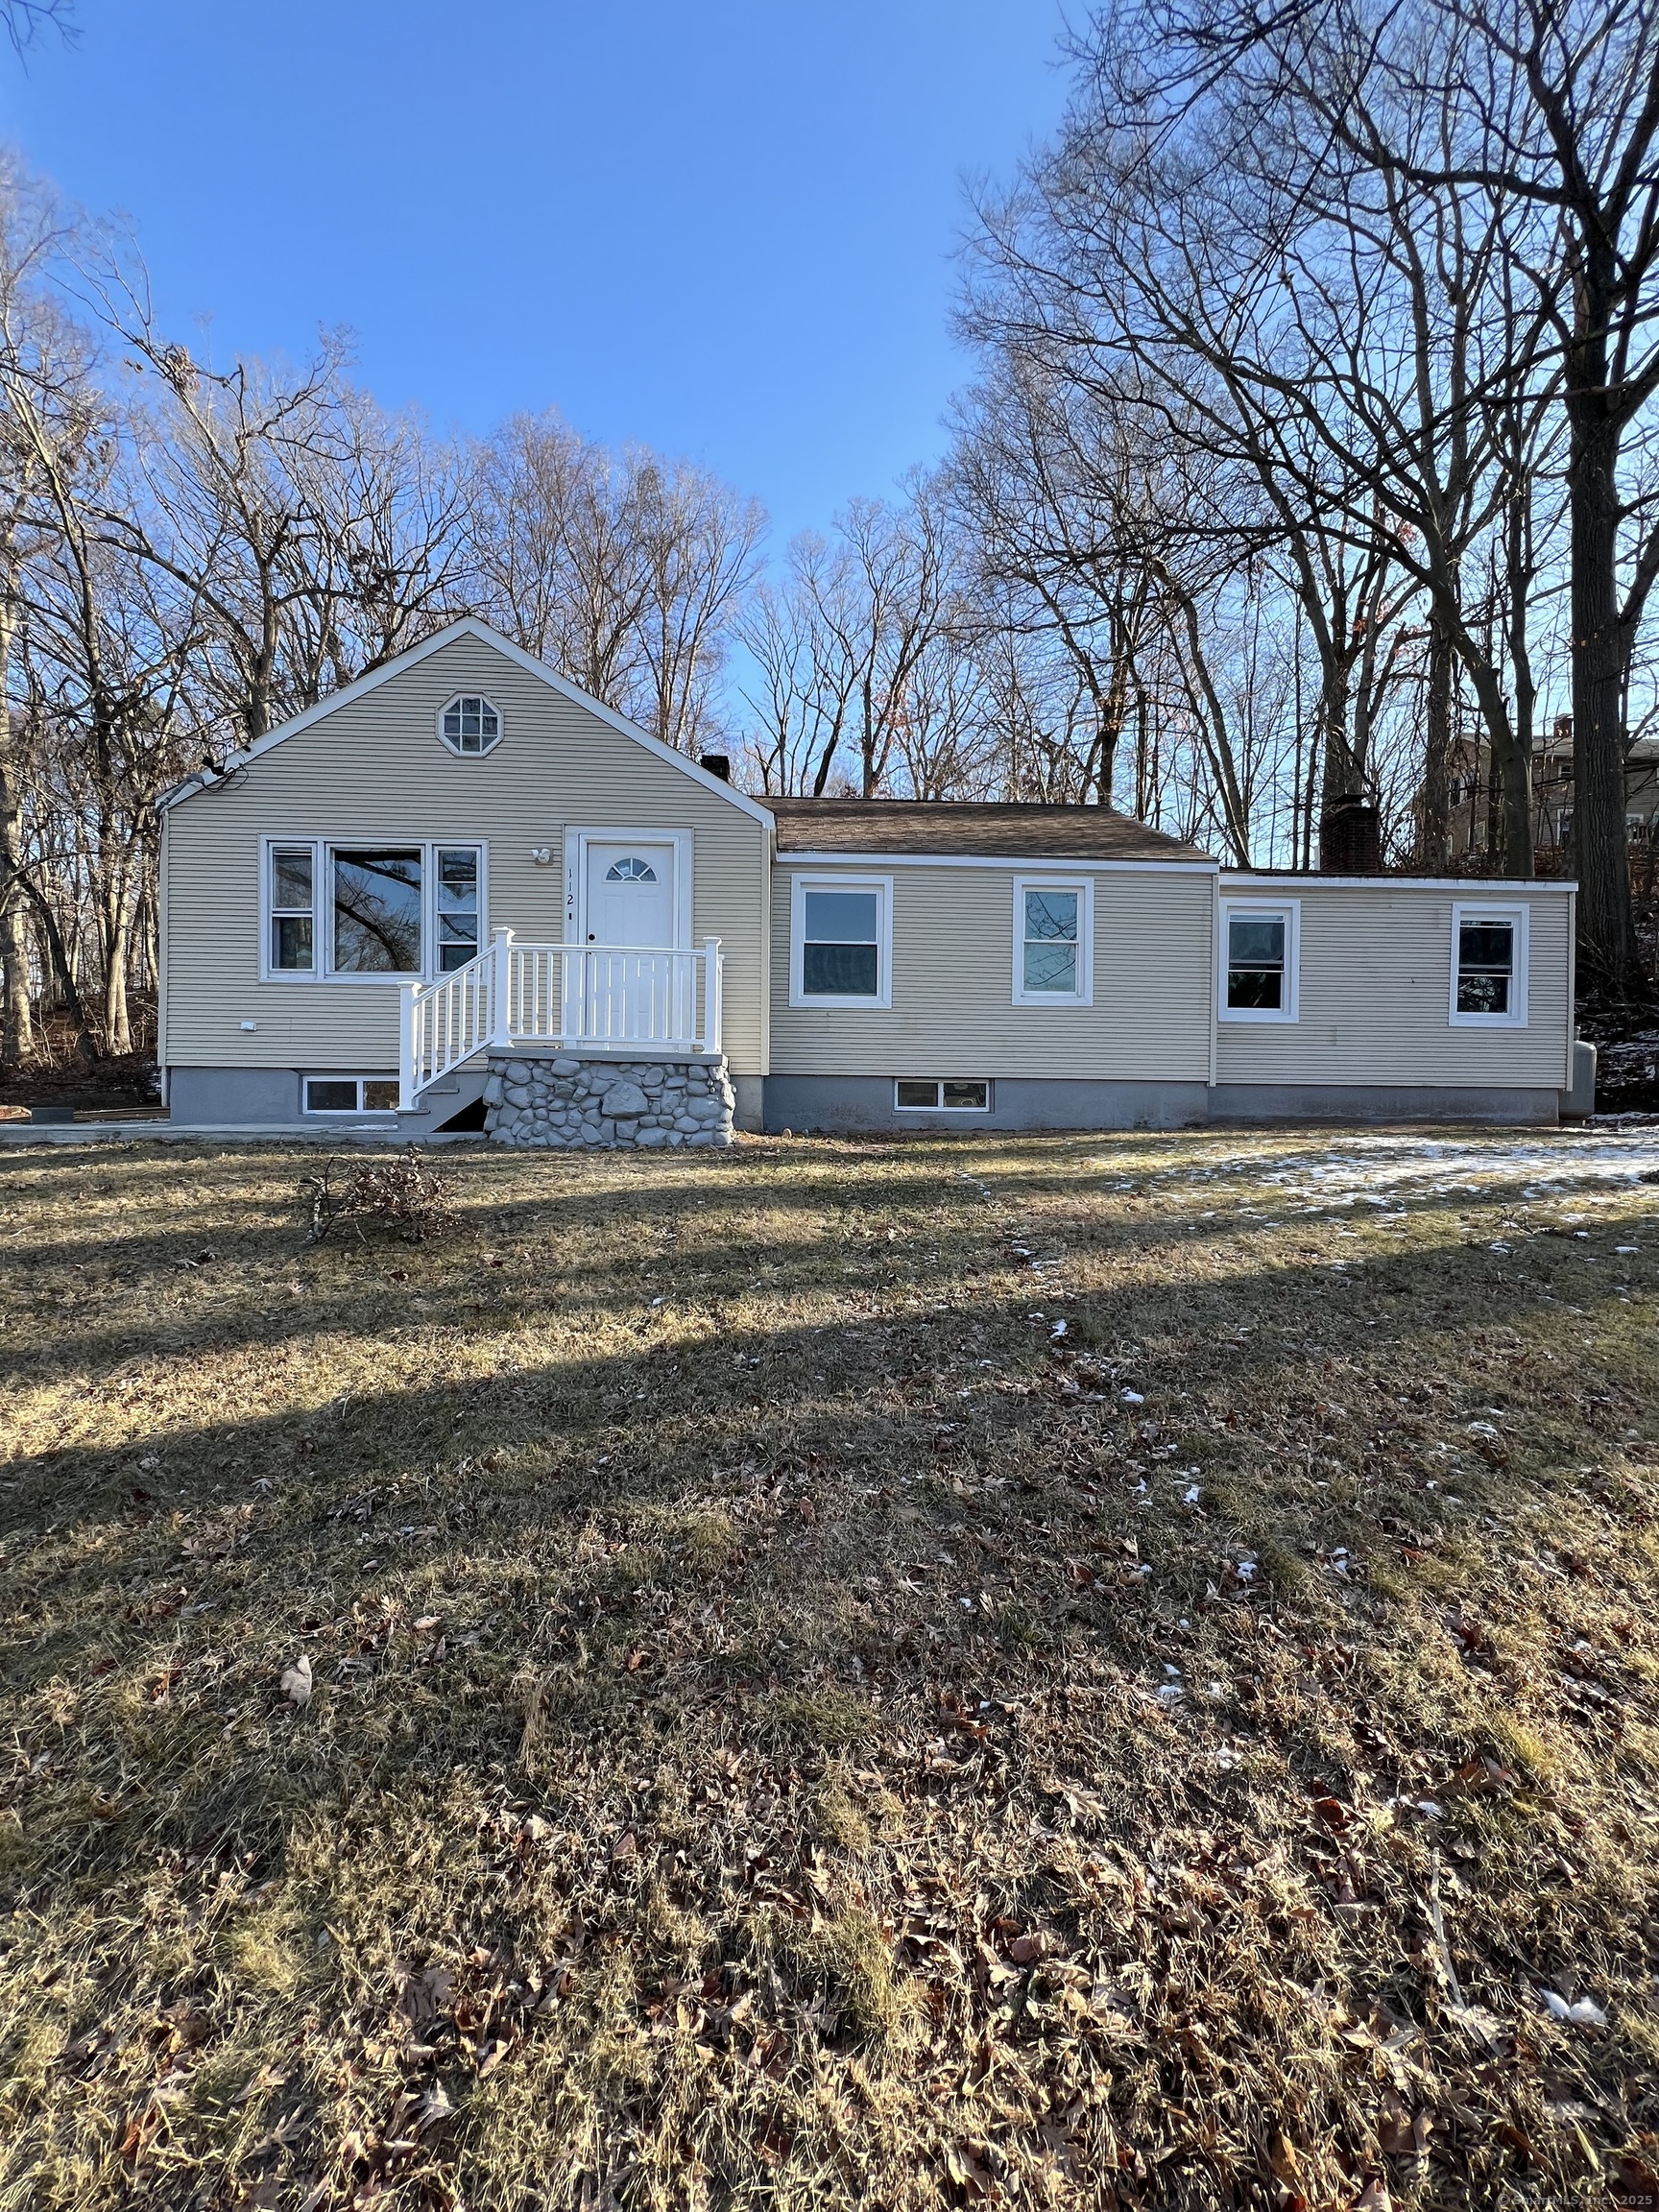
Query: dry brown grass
2 1125 1658 2212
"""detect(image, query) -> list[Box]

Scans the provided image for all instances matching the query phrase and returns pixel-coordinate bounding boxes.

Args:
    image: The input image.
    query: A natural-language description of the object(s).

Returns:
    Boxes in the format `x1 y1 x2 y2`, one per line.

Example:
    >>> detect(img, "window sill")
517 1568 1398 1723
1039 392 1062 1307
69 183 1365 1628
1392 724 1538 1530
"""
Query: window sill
260 972 434 987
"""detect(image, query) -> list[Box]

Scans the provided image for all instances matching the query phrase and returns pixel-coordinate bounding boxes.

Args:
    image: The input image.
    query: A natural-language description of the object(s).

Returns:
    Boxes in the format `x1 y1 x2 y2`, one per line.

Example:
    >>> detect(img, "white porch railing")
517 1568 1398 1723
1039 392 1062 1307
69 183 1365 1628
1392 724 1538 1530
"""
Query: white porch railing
399 929 724 1108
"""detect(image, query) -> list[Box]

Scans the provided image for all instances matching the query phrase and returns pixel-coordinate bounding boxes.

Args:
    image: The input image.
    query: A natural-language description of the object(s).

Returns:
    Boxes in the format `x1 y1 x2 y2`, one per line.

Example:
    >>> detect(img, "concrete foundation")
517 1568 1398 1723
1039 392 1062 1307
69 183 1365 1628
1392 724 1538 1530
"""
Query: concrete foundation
763 1075 1210 1134
162 1065 1566 1140
167 1067 304 1125
165 1063 490 1137
765 1072 1562 1134
1205 1082 1559 1127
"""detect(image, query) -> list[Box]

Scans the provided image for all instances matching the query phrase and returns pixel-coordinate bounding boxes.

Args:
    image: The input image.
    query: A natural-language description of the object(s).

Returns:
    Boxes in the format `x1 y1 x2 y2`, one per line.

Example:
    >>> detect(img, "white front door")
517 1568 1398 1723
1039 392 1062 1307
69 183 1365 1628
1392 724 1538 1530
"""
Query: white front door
579 842 682 1042
585 843 675 948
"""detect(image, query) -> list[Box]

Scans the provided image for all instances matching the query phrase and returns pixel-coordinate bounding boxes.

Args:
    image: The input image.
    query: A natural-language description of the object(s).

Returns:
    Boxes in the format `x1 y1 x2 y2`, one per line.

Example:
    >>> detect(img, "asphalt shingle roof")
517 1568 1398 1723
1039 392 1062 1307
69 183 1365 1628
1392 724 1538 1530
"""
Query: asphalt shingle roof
767 797 1213 864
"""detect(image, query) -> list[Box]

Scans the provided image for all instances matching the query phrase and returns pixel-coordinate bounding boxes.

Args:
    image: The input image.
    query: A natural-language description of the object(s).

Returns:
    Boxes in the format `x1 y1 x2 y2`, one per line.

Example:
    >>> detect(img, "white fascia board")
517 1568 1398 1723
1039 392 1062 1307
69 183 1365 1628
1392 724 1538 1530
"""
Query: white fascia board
1224 871 1576 892
158 617 777 829
776 849 1218 875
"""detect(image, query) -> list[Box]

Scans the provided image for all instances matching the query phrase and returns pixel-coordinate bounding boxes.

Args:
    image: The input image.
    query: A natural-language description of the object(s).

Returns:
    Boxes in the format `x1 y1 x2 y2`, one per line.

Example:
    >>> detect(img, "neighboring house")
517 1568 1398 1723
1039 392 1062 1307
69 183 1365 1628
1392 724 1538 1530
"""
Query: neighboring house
1449 718 1659 874
156 619 1580 1140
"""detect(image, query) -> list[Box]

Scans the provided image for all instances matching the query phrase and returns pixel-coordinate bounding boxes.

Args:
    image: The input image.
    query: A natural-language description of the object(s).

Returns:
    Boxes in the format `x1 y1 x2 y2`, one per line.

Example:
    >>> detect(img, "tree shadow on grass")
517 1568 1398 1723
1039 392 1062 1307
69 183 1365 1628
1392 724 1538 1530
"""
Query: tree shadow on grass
2 1141 1656 2210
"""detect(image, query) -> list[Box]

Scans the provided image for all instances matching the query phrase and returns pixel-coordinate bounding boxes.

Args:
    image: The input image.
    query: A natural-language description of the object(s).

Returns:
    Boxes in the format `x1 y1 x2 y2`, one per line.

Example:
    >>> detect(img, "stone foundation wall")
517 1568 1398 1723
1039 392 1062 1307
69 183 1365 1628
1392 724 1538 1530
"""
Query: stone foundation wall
483 1054 735 1148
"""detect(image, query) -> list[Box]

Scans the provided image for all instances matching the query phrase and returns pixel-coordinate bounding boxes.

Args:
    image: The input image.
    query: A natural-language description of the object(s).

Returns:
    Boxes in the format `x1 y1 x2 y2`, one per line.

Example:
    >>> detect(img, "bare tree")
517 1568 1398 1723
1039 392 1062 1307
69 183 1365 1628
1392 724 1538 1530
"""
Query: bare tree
739 480 965 798
1 0 75 59
469 412 763 752
1126 0 1659 980
99 337 469 749
966 12 1564 871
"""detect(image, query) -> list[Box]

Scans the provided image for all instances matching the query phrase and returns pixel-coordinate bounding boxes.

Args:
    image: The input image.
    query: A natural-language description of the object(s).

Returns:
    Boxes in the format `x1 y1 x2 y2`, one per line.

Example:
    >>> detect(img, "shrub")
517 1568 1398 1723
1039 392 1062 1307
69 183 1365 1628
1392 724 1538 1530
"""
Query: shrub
300 1146 457 1244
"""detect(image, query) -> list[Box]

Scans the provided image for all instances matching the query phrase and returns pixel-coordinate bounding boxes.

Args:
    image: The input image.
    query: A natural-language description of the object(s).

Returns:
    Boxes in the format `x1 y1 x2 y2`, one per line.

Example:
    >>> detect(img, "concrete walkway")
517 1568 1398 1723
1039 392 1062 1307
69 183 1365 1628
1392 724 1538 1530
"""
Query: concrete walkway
0 1119 481 1148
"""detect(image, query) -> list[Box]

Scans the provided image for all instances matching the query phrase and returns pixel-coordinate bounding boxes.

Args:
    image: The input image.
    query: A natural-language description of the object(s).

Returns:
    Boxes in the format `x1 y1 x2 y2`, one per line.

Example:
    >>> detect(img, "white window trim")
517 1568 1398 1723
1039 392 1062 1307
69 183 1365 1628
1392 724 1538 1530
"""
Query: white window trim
1012 876 1094 1007
437 692 503 757
1449 900 1529 1027
301 1074 401 1115
1217 896 1301 1024
259 838 488 984
563 828 694 949
893 1079 992 1113
789 872 893 1009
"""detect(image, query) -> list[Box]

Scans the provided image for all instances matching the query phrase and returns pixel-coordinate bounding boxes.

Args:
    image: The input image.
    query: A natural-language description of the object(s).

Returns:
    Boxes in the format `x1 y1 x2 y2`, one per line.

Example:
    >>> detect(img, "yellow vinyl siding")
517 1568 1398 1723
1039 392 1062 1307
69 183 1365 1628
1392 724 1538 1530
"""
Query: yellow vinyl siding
1214 882 1574 1088
770 861 1215 1080
161 635 770 1075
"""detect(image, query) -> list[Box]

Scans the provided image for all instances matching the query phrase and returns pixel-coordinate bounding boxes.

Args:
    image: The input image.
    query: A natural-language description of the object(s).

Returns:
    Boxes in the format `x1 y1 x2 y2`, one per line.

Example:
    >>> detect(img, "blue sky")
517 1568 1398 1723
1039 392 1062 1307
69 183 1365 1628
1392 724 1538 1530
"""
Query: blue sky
0 0 1070 545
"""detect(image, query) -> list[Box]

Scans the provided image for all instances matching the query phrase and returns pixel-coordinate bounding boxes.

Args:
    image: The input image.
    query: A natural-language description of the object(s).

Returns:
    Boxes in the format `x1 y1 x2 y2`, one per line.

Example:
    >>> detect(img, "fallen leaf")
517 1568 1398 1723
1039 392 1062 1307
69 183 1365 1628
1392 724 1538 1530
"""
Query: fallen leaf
1005 1929 1066 1965
279 1655 313 1708
1609 2155 1659 2211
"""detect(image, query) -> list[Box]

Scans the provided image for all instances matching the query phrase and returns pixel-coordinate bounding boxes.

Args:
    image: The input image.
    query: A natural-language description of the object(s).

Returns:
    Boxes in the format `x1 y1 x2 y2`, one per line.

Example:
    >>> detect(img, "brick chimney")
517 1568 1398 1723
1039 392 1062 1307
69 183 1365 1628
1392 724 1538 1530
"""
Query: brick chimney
1319 792 1382 873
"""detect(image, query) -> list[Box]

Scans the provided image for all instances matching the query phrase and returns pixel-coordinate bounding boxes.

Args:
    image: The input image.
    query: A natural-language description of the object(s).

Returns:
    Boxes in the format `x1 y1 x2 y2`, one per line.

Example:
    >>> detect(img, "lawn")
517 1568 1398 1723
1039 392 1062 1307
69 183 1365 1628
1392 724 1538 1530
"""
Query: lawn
2 1126 1658 2212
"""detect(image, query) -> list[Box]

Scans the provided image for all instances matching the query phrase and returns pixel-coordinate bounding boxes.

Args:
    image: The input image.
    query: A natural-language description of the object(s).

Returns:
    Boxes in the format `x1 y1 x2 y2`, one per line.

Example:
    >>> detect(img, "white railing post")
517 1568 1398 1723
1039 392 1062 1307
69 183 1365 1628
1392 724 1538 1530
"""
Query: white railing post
398 981 420 1111
491 927 515 1051
701 937 722 1054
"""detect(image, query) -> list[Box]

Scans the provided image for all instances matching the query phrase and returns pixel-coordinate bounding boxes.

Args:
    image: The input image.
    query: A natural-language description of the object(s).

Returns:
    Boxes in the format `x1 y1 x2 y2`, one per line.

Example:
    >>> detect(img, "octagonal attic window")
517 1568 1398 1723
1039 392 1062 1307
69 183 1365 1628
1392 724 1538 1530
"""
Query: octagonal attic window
440 694 501 756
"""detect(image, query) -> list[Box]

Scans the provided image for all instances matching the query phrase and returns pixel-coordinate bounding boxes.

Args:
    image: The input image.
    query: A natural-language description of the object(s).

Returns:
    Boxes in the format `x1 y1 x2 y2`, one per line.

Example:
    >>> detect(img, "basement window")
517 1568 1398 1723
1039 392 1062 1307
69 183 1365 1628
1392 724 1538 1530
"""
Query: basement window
303 1075 401 1114
895 1080 991 1112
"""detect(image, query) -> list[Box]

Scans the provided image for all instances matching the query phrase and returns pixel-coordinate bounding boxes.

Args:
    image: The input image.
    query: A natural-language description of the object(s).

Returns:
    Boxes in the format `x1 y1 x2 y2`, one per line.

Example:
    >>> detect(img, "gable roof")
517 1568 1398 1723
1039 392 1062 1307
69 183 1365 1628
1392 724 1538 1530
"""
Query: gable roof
768 797 1214 865
157 617 776 826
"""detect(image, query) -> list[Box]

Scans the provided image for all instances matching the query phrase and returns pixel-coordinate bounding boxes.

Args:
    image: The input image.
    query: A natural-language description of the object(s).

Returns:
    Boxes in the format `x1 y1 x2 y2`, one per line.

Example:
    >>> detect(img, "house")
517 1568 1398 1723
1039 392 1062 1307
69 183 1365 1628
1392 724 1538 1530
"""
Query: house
1448 716 1659 884
156 619 1581 1141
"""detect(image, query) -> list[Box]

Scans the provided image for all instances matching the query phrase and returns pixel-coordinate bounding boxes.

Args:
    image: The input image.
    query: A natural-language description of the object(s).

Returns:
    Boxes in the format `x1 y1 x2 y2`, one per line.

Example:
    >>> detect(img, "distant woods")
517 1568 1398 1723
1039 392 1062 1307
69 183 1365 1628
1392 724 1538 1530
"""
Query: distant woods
4 0 1659 1071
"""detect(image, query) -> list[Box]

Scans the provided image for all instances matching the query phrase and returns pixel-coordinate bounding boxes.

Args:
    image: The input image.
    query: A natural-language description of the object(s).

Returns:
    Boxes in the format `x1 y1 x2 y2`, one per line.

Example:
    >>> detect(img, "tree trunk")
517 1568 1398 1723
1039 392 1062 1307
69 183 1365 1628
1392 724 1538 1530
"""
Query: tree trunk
103 886 132 1055
1421 619 1453 874
1459 655 1533 878
10 865 98 1057
1569 390 1641 993
0 583 34 1070
0 878 32 1070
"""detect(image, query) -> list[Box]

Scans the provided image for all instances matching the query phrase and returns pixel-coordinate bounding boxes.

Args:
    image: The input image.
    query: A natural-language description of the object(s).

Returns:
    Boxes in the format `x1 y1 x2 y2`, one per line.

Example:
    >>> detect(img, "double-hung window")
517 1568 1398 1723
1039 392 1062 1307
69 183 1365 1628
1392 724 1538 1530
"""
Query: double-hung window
269 846 316 972
435 848 481 971
1449 902 1528 1025
1012 878 1093 1005
790 876 892 1007
264 841 485 980
1217 899 1299 1022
